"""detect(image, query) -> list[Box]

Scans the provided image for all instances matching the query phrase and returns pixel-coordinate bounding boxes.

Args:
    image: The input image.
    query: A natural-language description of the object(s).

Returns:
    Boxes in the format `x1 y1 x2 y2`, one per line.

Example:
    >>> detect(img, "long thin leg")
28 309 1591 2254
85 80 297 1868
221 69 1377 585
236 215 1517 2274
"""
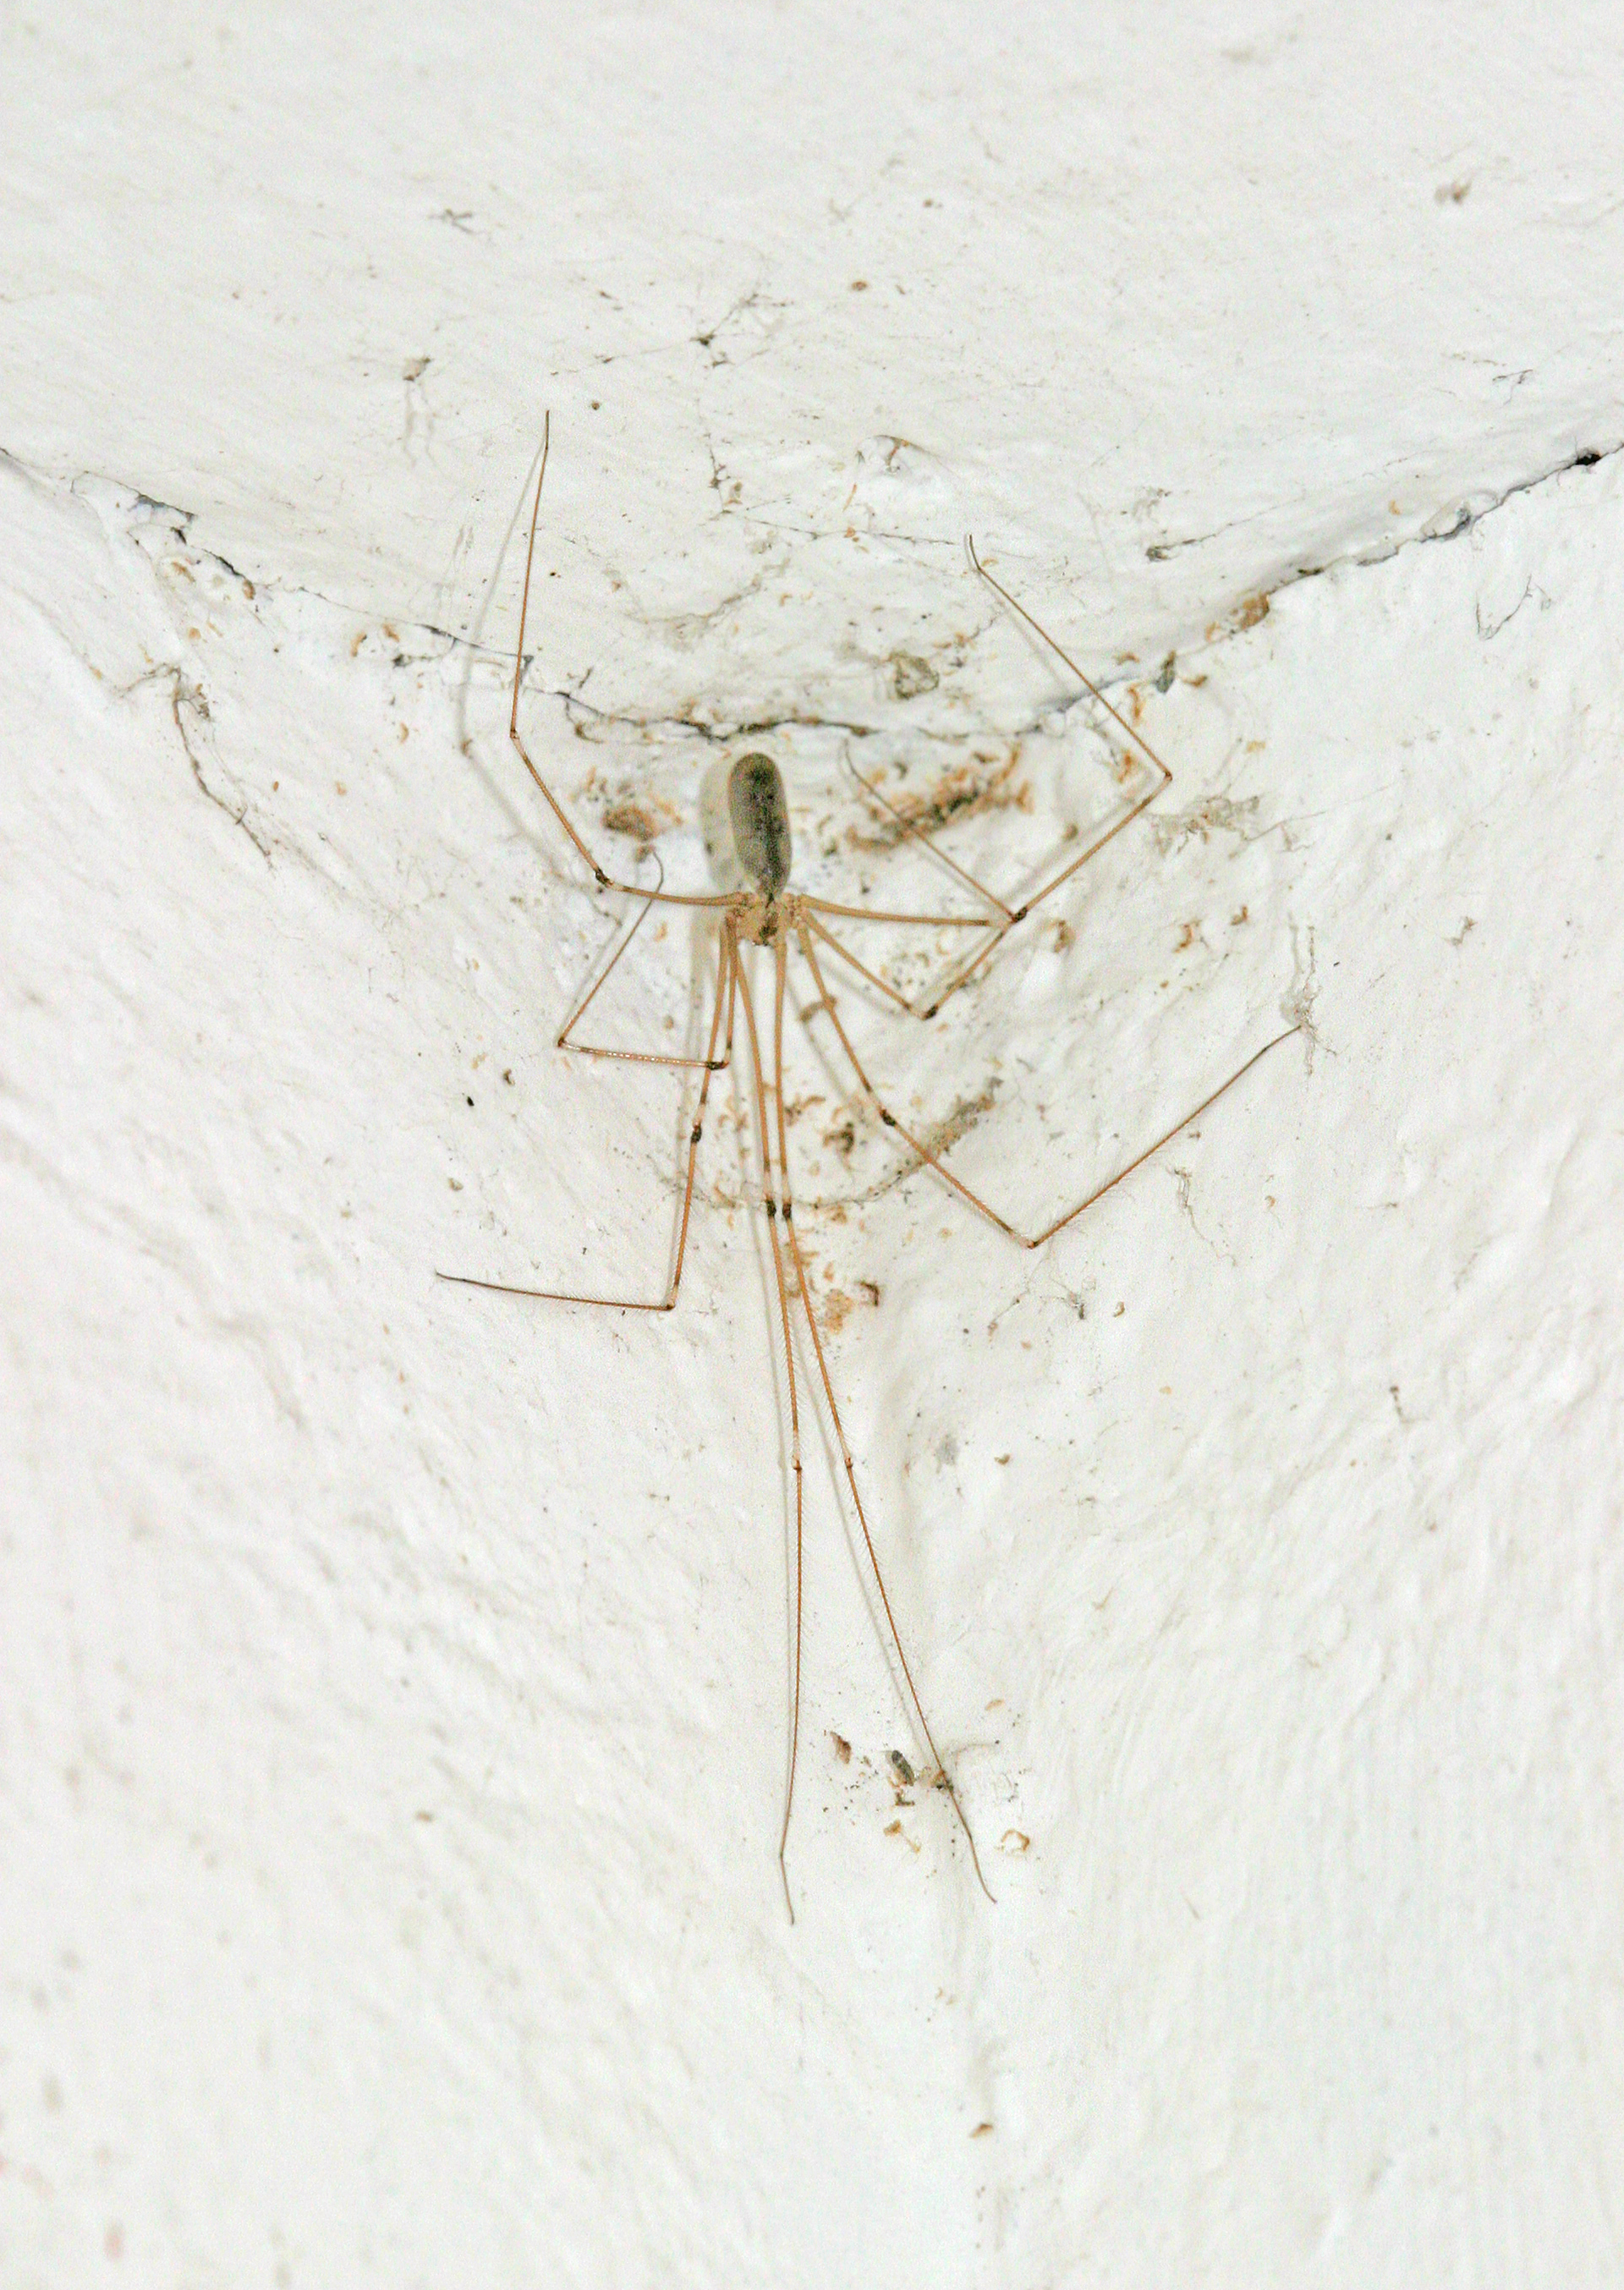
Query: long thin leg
902 536 1176 1008
797 914 1297 1250
840 750 1017 925
721 925 739 1062
756 938 994 1905
804 909 917 1016
818 541 1182 1018
969 536 1171 794
556 873 732 1073
802 895 993 930
437 919 735 1310
732 947 806 1921
508 414 734 914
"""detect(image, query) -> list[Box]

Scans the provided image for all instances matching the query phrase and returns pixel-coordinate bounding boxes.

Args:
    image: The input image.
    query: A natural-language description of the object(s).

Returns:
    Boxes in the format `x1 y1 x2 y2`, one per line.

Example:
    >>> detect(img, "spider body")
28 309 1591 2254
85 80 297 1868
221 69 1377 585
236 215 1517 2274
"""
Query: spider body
727 750 793 903
441 414 1298 1918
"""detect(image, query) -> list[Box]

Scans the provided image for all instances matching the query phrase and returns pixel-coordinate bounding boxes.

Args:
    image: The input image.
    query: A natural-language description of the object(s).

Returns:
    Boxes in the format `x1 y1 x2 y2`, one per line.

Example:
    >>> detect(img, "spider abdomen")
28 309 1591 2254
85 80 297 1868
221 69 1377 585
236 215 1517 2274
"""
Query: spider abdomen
728 752 793 898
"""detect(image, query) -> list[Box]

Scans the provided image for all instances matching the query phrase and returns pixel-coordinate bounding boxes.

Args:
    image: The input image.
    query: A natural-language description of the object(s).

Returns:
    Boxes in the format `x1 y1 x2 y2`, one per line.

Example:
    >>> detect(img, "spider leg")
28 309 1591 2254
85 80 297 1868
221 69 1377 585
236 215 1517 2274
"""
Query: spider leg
802 909 917 1016
507 415 734 914
732 942 806 1921
899 534 1176 1010
437 918 736 1310
797 914 1298 1250
837 537 1177 1015
802 893 993 929
557 871 735 1072
841 749 1017 924
748 935 994 1903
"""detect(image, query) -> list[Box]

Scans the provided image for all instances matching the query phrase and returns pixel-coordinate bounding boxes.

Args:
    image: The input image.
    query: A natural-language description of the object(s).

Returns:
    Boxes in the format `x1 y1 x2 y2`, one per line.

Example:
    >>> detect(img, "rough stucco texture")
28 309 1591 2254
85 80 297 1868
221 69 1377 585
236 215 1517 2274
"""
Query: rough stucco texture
3 6 1621 2286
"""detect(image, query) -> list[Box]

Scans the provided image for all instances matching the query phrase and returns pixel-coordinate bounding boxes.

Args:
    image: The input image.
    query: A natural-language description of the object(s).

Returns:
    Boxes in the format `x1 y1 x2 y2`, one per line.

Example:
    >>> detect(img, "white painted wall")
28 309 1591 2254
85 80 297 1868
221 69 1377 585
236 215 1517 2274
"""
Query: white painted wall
3 5 1620 2282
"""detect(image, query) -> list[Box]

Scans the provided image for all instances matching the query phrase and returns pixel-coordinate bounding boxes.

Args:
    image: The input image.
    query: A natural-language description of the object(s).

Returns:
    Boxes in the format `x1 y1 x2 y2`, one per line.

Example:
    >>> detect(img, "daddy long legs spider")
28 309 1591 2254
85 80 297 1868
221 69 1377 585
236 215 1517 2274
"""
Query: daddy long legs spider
441 415 1298 1918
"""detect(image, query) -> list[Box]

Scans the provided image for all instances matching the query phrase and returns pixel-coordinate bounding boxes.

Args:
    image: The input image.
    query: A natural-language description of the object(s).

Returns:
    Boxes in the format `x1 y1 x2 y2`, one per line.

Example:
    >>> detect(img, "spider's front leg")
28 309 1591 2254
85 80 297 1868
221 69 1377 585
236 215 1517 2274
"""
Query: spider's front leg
505 415 737 917
837 536 1178 1016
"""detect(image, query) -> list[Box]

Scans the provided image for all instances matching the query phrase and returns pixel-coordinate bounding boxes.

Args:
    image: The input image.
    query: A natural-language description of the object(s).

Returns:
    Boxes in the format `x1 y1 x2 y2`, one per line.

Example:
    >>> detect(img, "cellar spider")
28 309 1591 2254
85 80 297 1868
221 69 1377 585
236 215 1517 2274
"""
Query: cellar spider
442 414 1298 1919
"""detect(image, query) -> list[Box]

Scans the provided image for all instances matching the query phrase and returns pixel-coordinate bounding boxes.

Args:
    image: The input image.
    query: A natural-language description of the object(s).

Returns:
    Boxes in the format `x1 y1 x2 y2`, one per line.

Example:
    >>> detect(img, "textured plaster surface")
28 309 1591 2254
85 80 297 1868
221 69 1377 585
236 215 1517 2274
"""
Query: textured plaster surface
3 5 1621 2285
